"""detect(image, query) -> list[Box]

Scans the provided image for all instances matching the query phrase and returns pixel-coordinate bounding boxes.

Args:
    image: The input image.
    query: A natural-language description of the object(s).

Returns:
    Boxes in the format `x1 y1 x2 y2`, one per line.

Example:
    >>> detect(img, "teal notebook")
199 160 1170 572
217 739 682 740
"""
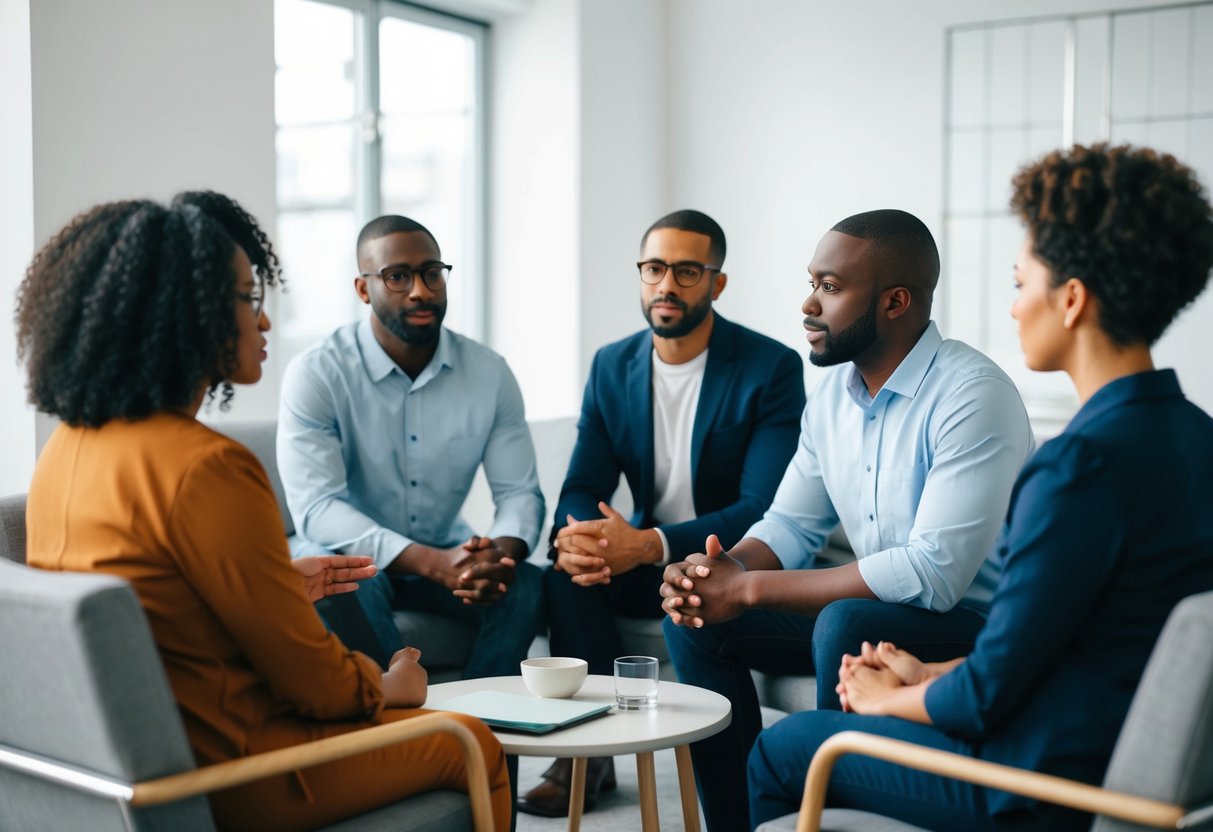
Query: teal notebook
433 691 612 734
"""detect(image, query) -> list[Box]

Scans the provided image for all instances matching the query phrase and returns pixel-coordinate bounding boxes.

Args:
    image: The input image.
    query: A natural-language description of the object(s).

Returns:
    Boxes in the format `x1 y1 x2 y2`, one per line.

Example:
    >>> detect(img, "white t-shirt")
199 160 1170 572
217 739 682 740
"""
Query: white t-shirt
650 347 708 562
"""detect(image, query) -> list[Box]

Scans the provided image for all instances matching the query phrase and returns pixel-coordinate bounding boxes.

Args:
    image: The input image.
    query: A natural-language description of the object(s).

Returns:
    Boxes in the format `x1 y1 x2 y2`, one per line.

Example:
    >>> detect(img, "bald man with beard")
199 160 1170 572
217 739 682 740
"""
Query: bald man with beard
660 209 1035 832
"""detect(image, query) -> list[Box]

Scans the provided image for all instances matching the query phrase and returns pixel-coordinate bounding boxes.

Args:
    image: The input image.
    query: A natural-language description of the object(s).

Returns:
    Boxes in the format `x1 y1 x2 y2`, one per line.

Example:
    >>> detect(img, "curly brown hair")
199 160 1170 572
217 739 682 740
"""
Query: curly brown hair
15 191 282 426
1010 143 1213 346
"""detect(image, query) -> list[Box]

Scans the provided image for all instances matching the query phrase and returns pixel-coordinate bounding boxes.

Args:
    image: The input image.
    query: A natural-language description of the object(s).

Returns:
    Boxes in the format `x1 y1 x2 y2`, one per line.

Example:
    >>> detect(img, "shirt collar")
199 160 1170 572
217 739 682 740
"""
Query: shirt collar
846 320 942 407
1066 369 1182 433
355 317 454 384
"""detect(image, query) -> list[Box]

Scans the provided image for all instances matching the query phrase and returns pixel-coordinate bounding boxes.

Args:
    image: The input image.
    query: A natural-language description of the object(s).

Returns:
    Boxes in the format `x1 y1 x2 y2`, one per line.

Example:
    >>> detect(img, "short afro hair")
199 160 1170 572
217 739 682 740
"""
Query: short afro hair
15 191 282 426
1011 143 1213 346
641 210 726 265
356 215 439 262
830 209 941 304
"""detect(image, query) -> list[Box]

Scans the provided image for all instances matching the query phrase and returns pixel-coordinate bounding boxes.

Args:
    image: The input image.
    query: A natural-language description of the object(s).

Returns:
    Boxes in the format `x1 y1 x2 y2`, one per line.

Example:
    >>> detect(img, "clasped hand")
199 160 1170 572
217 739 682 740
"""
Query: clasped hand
292 555 377 603
836 640 930 714
444 536 517 605
553 501 659 586
658 534 747 627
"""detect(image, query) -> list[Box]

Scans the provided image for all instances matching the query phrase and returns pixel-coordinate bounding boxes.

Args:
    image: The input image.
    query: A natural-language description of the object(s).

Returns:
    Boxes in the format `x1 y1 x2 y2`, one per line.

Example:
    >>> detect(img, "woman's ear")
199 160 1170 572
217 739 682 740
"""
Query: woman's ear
1060 277 1089 330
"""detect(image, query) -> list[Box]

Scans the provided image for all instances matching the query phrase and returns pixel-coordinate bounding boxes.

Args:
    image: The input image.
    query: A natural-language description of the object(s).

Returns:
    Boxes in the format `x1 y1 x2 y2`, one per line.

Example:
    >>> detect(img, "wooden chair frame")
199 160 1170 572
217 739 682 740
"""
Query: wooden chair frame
1 712 494 832
792 730 1213 832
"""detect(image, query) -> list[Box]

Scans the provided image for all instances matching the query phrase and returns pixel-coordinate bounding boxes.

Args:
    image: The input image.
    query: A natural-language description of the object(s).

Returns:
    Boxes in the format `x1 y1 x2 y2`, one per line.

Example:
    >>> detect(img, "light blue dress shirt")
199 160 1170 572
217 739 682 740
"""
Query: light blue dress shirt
277 319 544 570
746 322 1033 614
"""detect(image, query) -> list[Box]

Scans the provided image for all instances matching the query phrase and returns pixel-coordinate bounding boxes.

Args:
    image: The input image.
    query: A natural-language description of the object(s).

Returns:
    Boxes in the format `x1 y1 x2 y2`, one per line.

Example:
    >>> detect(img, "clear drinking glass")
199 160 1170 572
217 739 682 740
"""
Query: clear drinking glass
614 655 659 710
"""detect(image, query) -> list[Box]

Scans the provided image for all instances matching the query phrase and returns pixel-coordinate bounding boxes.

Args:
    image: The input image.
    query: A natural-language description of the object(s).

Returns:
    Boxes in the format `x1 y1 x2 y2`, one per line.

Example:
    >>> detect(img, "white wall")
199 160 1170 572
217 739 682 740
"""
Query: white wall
577 0 668 382
28 0 278 438
490 0 581 420
661 0 1213 418
0 0 36 494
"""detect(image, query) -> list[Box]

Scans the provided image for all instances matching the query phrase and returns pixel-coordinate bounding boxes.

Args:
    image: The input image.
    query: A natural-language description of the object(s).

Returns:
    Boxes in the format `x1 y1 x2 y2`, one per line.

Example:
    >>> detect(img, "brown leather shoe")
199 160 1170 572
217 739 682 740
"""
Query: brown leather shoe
516 756 617 817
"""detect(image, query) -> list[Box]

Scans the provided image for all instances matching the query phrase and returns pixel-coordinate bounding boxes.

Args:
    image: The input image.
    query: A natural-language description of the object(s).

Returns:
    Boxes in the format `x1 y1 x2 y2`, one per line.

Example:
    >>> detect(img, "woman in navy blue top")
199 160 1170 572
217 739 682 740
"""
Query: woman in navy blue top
747 143 1213 831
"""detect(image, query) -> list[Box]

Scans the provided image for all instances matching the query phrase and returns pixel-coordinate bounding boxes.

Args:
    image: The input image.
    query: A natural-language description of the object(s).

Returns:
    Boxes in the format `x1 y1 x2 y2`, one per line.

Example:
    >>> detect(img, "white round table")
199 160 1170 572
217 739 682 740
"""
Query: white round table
425 675 731 832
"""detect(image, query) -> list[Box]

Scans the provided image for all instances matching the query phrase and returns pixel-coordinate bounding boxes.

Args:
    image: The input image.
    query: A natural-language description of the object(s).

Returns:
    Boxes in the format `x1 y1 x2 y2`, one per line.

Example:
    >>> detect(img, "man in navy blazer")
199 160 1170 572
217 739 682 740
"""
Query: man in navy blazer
516 210 805 817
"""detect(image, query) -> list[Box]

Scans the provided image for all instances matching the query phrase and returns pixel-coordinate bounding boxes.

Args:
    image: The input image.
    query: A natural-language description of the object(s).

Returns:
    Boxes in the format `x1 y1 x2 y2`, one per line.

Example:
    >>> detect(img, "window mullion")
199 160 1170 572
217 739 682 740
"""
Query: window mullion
354 6 381 227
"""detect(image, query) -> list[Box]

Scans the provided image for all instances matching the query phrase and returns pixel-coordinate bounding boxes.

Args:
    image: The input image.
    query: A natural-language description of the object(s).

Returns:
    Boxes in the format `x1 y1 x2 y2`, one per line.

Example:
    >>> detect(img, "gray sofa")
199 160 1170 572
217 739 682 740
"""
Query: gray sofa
1 415 838 714
0 495 492 831
215 419 842 713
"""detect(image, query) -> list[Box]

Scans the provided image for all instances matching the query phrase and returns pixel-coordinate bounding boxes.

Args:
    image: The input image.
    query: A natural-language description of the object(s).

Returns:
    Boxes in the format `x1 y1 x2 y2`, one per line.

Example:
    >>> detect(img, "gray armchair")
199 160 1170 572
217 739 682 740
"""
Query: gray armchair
757 590 1213 832
0 554 493 832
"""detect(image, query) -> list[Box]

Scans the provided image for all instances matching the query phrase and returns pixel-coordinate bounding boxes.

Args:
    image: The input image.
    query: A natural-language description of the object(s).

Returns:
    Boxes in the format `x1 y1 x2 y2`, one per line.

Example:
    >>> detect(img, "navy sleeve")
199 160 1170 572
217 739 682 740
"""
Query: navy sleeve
925 434 1125 738
548 350 625 556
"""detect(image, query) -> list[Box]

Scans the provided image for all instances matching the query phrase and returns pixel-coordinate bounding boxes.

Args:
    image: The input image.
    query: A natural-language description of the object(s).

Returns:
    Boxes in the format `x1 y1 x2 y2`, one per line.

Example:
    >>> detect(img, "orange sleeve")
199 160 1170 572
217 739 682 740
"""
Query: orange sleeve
167 440 385 721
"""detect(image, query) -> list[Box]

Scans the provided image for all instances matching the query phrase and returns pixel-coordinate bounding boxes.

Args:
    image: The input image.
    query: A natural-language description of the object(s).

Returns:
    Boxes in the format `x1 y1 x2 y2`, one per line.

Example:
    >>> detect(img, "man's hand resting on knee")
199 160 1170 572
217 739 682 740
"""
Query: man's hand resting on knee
553 502 663 586
659 534 749 627
396 536 526 605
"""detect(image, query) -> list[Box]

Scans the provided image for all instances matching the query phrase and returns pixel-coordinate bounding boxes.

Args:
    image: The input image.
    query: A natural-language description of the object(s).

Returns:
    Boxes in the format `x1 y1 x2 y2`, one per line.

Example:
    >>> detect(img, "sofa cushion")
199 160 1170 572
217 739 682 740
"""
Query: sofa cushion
0 493 26 563
757 808 929 831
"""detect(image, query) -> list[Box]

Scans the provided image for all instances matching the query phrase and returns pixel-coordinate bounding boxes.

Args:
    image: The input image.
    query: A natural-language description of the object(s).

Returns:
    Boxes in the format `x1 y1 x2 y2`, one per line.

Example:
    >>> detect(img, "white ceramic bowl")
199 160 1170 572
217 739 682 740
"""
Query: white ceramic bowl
520 657 588 698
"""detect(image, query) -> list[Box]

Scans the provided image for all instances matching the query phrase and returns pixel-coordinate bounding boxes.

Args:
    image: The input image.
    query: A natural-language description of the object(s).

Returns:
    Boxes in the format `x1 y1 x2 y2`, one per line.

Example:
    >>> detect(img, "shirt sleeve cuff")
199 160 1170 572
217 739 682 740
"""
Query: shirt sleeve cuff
746 517 813 570
857 548 926 606
375 529 414 571
653 527 672 565
486 504 542 554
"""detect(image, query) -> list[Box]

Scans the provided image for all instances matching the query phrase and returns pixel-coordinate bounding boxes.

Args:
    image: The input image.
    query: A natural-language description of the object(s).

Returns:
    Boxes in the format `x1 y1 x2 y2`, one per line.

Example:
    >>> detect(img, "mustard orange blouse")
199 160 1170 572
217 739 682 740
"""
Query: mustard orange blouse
27 413 384 766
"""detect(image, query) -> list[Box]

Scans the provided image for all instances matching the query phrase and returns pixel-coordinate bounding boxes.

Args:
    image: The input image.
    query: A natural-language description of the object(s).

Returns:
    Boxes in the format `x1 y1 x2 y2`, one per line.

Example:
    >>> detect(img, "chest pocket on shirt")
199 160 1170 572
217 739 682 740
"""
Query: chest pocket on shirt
875 462 926 542
441 435 486 497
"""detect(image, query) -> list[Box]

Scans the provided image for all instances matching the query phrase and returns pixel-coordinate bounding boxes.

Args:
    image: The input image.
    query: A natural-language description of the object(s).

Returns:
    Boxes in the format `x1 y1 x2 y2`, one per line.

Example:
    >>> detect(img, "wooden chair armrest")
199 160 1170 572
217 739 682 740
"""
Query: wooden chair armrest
795 730 1183 832
130 713 493 832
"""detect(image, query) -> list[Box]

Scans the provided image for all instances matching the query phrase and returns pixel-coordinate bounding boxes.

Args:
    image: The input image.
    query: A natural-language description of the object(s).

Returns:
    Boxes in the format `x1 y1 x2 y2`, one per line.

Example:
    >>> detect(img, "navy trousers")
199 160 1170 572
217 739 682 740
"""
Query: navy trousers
748 709 1086 831
662 598 986 832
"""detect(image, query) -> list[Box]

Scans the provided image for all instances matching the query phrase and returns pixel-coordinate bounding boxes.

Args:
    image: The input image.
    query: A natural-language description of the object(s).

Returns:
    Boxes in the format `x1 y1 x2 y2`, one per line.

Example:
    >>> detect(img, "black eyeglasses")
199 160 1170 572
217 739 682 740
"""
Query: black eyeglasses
637 259 720 288
236 279 266 317
359 261 453 293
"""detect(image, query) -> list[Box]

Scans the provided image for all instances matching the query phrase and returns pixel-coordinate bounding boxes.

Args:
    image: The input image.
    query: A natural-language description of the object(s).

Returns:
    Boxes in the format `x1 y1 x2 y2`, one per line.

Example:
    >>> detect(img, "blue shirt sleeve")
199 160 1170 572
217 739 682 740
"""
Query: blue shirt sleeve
746 404 839 570
925 434 1121 738
480 363 544 553
857 376 1033 612
277 357 413 569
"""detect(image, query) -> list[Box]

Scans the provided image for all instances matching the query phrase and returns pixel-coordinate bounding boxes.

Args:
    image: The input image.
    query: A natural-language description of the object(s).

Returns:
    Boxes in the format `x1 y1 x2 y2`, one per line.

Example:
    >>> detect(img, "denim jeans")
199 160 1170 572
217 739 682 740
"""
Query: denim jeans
662 598 985 832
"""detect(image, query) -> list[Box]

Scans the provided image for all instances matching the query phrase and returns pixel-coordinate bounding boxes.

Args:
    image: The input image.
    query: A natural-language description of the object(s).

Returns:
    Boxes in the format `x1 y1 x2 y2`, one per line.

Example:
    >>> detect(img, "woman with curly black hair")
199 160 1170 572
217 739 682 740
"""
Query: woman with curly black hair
18 192 511 831
747 144 1213 832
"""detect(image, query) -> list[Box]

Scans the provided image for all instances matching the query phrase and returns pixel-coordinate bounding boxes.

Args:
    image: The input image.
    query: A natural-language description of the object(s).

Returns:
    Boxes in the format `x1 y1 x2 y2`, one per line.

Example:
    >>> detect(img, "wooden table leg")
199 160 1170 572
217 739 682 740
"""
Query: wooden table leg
567 757 587 832
636 750 660 832
674 744 700 832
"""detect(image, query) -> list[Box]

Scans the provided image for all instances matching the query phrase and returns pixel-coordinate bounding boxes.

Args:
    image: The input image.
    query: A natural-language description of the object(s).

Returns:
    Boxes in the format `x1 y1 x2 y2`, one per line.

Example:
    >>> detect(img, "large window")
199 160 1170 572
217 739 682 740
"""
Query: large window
274 0 486 365
942 2 1213 432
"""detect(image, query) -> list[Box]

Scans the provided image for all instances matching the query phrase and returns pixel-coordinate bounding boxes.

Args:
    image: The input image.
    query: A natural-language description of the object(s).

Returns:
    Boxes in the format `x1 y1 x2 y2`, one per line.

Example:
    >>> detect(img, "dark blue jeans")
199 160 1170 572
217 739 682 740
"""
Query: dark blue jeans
543 562 666 675
333 561 543 679
748 710 1083 831
662 598 985 832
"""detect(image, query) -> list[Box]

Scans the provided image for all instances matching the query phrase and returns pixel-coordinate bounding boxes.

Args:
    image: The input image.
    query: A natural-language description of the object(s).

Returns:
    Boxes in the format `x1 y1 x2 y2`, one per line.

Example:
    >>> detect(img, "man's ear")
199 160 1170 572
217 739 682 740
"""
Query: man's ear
712 272 728 301
1060 277 1089 330
883 286 912 320
354 276 371 305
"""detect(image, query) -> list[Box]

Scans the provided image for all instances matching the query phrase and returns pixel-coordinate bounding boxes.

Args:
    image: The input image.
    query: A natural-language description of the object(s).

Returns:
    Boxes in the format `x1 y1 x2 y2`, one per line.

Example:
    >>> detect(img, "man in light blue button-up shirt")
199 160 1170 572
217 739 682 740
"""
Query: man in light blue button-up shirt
660 210 1034 832
278 215 544 681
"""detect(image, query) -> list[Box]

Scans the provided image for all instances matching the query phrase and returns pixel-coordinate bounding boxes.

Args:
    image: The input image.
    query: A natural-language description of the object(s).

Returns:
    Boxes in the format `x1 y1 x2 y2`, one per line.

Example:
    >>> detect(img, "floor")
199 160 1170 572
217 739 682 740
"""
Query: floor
516 747 705 831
